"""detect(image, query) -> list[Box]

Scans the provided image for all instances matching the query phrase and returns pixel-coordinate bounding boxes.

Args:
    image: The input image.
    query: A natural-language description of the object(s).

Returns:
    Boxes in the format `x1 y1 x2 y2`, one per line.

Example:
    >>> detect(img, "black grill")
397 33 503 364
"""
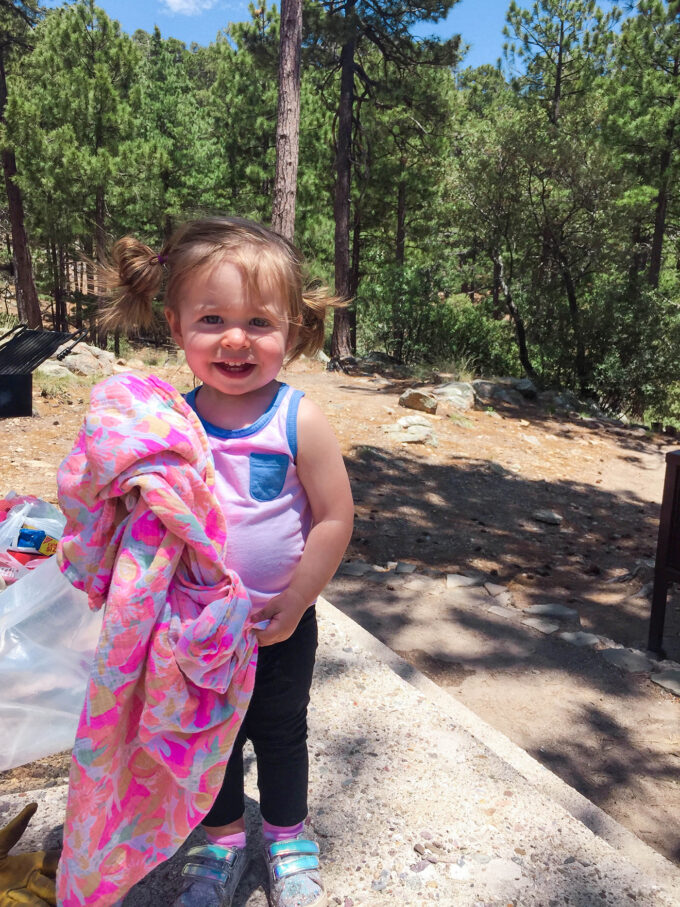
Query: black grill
0 325 88 417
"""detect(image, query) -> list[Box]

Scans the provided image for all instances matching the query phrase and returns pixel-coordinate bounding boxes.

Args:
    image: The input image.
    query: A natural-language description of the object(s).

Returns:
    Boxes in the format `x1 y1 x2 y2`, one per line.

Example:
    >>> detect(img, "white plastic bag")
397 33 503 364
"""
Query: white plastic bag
0 502 31 551
0 496 66 555
0 555 102 771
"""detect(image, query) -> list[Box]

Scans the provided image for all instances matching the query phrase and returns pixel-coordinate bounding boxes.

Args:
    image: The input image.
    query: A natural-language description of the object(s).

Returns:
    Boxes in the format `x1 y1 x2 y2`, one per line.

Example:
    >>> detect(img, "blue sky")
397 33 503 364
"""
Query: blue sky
43 0 522 69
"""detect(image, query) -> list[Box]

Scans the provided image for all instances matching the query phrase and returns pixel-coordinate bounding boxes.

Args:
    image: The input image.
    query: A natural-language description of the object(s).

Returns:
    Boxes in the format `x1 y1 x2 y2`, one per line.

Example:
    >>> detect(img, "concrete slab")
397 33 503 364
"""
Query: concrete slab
2 597 679 905
601 648 656 673
446 573 481 588
522 616 560 634
526 603 579 621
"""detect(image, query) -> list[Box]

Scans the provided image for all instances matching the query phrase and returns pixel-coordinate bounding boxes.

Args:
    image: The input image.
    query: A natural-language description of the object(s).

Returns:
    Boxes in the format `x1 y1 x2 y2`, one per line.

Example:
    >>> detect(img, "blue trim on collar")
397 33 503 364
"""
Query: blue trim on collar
184 382 289 438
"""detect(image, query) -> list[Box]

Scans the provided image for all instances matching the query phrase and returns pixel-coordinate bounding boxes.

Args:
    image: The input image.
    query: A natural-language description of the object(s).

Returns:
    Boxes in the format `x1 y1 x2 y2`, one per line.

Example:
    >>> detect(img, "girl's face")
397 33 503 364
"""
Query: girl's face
166 259 293 400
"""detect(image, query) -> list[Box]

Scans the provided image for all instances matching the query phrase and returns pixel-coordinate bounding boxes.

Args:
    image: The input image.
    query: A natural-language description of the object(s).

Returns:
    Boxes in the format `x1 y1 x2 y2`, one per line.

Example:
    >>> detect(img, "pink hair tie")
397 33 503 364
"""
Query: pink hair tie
157 254 167 265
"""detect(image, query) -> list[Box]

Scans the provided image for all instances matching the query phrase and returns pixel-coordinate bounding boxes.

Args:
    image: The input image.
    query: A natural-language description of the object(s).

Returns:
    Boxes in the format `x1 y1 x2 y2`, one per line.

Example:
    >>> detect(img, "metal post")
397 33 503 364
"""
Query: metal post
648 450 680 655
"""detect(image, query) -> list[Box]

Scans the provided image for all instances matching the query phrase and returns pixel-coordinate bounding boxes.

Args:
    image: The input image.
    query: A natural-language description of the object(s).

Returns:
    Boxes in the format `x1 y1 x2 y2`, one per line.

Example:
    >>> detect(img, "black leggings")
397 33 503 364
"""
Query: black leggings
203 605 318 828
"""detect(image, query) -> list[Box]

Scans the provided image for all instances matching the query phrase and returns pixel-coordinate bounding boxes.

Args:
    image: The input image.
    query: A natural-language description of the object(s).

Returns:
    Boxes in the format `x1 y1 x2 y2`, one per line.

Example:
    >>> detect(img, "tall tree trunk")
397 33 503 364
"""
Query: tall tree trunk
94 186 108 348
330 9 355 361
49 239 66 332
0 54 41 329
550 19 564 126
56 243 67 331
396 168 406 265
648 141 673 289
349 206 361 352
271 0 301 242
492 250 535 379
560 259 587 393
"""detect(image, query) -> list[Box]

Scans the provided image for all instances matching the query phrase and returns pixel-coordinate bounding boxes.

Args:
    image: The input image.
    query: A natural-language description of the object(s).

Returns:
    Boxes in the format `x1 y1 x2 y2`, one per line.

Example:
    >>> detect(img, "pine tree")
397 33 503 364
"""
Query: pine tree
306 0 461 359
0 0 42 328
7 0 137 334
272 0 302 240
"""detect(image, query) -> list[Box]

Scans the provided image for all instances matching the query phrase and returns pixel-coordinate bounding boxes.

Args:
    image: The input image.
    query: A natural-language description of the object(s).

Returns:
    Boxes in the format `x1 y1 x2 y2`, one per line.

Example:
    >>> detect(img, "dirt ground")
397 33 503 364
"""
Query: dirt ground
1 354 679 867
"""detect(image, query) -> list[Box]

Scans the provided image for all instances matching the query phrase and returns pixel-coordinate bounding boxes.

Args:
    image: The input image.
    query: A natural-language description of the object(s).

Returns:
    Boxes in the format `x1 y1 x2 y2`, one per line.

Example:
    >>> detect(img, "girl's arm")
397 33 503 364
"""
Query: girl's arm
252 397 354 645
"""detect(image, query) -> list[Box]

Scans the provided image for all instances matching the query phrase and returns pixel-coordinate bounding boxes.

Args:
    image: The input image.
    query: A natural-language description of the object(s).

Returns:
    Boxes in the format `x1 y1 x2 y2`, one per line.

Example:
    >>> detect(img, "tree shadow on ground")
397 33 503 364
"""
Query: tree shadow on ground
344 443 677 660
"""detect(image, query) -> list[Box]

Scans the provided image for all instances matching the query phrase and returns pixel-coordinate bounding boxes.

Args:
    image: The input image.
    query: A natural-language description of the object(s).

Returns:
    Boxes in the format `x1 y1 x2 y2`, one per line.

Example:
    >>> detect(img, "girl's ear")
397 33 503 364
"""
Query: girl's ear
165 308 184 348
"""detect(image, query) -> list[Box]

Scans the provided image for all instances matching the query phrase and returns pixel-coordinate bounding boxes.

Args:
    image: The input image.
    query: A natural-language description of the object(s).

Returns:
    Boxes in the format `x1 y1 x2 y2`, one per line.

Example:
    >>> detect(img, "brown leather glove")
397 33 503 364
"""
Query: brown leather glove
0 803 59 906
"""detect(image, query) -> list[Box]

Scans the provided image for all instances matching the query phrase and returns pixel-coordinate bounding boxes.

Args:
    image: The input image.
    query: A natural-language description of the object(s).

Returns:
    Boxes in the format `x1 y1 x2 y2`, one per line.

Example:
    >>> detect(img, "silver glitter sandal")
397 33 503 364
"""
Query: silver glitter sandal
173 842 247 907
264 837 327 907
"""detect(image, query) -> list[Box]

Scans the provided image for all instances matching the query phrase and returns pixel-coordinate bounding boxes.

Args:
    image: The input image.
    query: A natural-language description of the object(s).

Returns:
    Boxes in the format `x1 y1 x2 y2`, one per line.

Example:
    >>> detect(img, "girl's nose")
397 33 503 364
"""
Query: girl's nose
220 326 248 348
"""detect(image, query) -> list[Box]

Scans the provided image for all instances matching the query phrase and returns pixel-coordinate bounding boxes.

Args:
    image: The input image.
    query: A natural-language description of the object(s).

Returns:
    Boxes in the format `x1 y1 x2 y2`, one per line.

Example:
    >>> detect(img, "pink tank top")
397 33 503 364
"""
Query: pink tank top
185 383 312 610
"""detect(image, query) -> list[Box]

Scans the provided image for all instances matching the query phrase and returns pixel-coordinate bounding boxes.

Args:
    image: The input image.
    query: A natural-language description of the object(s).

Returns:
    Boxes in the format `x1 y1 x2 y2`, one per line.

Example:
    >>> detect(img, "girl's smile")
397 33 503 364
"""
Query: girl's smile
165 259 293 423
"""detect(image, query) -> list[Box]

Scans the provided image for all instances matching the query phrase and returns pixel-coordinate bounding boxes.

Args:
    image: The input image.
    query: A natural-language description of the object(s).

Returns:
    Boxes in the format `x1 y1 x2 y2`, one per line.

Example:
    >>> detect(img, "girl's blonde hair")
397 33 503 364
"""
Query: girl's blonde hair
99 216 344 363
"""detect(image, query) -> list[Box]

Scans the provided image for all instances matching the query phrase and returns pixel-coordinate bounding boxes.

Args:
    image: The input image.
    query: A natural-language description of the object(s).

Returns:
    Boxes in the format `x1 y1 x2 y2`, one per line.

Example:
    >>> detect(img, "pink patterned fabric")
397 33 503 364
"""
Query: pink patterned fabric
55 373 257 906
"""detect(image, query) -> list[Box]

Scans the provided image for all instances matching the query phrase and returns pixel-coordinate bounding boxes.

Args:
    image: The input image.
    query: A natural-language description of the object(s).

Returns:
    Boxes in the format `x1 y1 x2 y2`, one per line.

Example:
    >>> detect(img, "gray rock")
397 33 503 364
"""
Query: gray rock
431 381 475 411
522 617 560 634
650 670 680 696
515 378 537 399
472 380 496 402
337 561 370 576
61 352 101 376
484 582 508 597
389 425 438 445
447 573 482 589
552 390 580 411
88 346 116 363
35 361 75 380
532 509 563 525
559 631 601 648
396 414 432 429
494 591 514 607
395 562 417 574
491 386 525 406
398 388 437 414
601 648 655 673
488 604 518 621
526 603 579 621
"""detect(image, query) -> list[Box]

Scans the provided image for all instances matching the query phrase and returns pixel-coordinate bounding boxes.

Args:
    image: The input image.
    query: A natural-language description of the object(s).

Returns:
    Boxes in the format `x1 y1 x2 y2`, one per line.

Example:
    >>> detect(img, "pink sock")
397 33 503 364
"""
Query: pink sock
205 830 247 849
262 819 305 842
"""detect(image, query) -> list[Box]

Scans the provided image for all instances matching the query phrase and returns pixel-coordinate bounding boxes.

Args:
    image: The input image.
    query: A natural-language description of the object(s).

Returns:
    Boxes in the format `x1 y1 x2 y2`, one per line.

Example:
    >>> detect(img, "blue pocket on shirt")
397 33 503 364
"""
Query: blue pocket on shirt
249 453 289 501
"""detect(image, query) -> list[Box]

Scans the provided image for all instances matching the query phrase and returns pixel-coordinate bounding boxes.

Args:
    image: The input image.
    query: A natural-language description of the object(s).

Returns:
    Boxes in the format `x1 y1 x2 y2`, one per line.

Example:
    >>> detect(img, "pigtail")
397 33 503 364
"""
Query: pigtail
286 283 347 364
98 237 165 333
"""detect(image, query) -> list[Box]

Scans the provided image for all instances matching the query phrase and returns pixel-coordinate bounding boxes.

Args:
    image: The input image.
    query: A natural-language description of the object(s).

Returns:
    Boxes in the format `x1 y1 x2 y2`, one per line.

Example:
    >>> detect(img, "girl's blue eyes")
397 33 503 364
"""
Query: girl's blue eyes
200 315 271 327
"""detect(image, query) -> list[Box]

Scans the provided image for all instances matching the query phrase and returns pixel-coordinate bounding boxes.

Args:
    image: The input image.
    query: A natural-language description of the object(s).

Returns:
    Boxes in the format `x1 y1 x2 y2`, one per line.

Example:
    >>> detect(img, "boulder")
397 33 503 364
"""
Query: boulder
396 414 432 429
88 346 116 363
472 380 496 403
471 379 524 408
385 422 438 445
491 386 525 406
431 381 475 411
398 388 438 414
35 360 75 380
515 377 537 399
61 350 102 377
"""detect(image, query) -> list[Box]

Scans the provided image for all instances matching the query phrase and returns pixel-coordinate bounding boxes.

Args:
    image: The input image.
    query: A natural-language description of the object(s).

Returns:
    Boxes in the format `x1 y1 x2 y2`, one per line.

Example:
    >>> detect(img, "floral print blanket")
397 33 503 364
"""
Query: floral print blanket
55 373 257 906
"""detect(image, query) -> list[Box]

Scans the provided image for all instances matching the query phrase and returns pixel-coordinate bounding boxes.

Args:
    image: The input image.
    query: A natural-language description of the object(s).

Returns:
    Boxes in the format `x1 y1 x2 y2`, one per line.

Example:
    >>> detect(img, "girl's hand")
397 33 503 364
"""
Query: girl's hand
252 588 308 646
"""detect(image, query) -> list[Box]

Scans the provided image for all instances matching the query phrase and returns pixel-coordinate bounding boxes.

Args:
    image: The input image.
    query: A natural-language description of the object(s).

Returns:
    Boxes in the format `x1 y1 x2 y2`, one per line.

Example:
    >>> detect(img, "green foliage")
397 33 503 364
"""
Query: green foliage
0 0 678 423
587 276 680 417
356 259 514 373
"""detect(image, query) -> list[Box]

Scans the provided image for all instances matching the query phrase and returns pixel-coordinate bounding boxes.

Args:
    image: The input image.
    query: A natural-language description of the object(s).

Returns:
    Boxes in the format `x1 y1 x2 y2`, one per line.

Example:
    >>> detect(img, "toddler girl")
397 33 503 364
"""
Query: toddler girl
102 216 354 907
